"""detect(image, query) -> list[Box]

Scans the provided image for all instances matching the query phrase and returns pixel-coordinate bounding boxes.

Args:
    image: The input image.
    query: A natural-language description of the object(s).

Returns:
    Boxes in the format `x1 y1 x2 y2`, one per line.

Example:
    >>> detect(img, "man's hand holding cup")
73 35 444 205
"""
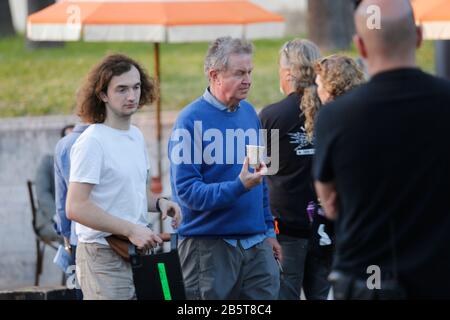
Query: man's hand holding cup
239 145 268 190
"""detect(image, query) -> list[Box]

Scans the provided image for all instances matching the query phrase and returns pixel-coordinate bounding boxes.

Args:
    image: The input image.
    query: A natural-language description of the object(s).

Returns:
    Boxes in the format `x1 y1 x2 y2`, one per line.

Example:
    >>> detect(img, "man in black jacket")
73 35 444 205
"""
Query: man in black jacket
314 0 450 299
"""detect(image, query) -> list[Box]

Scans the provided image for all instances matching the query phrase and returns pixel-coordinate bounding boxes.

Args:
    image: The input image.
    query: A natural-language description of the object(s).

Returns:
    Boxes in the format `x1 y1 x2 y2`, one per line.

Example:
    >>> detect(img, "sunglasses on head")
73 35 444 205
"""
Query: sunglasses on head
282 41 293 55
318 54 337 65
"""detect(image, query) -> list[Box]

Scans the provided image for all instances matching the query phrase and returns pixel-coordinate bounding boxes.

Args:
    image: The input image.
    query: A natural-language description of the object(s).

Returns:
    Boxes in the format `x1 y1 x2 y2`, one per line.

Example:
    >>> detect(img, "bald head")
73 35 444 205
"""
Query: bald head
354 0 420 67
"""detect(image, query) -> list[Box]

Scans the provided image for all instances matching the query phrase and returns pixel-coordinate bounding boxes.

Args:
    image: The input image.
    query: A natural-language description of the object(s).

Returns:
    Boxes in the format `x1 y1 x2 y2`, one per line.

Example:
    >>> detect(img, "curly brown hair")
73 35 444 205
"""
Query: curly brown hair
302 54 365 141
315 54 365 99
77 53 157 123
300 85 322 141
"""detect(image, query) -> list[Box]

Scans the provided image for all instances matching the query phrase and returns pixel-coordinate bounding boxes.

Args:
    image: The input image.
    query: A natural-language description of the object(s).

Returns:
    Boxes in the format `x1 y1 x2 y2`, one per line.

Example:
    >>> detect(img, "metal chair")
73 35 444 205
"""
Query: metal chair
26 180 63 286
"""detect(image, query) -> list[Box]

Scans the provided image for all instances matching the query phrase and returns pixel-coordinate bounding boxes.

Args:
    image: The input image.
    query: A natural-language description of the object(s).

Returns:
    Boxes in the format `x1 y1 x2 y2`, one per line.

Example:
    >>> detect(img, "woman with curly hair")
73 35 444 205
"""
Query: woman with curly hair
298 54 365 299
302 54 366 141
316 54 366 104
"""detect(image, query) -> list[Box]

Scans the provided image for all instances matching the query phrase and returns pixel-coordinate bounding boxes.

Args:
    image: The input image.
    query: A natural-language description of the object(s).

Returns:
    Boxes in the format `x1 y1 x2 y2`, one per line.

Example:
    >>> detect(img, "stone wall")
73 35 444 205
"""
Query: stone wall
0 111 177 290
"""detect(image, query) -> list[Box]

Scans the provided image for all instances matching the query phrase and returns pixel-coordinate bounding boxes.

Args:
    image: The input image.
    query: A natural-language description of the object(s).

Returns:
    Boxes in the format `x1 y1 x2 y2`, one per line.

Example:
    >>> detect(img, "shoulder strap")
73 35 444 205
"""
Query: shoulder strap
170 233 178 252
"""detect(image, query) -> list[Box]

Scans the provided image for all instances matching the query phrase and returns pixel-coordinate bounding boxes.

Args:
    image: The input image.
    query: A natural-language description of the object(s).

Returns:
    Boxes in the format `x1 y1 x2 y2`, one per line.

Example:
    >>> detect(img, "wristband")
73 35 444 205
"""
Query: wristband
156 197 169 212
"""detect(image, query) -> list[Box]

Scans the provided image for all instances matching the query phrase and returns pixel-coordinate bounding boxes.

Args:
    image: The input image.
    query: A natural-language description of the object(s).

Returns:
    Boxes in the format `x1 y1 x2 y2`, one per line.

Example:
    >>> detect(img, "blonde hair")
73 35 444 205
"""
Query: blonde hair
279 39 321 93
302 54 366 141
315 54 365 98
301 85 322 141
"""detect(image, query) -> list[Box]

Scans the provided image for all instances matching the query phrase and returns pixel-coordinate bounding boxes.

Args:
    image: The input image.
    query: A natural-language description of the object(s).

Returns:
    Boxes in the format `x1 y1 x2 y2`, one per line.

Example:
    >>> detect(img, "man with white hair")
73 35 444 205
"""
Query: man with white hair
259 39 334 300
168 37 281 300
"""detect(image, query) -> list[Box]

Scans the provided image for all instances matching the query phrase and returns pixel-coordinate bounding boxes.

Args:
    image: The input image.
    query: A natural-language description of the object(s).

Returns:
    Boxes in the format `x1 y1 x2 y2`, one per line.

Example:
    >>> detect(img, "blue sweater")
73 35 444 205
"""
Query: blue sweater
168 97 274 238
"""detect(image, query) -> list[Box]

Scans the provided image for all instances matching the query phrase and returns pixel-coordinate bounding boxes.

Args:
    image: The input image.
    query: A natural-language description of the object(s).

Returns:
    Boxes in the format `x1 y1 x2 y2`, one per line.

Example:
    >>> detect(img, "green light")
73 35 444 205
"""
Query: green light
157 263 172 300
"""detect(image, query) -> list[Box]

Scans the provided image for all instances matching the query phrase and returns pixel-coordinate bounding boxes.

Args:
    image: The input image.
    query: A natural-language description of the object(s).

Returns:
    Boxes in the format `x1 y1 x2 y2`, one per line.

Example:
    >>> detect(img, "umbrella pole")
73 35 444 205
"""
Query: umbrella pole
151 42 163 193
151 42 163 234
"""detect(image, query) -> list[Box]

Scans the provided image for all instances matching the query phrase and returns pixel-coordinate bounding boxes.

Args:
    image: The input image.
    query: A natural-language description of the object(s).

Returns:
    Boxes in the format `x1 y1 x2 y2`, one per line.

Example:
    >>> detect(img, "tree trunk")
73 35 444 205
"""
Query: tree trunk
307 0 355 52
435 40 450 80
0 0 15 37
26 0 64 49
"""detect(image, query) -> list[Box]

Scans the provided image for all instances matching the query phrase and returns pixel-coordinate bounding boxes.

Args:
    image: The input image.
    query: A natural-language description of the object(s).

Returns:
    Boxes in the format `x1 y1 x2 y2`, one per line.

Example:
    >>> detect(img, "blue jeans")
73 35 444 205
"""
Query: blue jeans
278 234 331 300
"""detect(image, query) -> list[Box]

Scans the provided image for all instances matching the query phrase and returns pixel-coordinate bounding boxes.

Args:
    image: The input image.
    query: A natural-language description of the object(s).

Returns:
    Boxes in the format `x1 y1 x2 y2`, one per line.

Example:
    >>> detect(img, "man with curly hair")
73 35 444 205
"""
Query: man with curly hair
66 54 181 300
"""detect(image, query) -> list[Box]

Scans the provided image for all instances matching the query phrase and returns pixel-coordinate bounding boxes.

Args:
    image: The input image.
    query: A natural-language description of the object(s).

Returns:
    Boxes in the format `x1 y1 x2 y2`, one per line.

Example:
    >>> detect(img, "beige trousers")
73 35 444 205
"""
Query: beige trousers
76 242 135 300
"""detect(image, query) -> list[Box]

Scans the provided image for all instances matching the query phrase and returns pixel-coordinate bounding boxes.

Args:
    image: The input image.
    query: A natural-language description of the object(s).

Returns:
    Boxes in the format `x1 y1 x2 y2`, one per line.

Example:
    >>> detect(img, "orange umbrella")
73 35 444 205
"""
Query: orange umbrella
411 0 450 39
27 0 285 42
27 0 285 193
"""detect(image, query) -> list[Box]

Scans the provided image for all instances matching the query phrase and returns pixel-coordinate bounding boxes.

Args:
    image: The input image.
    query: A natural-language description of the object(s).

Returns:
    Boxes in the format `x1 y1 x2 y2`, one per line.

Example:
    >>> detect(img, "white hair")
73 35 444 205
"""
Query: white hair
204 37 253 80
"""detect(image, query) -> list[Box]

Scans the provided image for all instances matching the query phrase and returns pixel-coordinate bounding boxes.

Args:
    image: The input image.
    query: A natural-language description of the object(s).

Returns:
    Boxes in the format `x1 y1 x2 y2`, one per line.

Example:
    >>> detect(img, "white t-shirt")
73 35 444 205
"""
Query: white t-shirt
70 124 150 245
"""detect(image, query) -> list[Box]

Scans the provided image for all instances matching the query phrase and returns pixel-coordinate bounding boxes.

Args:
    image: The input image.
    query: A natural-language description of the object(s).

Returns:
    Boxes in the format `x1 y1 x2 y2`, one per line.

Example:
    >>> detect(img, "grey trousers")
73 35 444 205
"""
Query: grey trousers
277 234 331 300
178 238 280 300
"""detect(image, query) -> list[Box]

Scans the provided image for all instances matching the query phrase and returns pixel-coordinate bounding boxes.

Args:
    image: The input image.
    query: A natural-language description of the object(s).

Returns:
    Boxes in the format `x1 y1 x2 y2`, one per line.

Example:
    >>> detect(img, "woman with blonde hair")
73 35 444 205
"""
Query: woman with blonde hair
302 54 366 141
298 54 365 299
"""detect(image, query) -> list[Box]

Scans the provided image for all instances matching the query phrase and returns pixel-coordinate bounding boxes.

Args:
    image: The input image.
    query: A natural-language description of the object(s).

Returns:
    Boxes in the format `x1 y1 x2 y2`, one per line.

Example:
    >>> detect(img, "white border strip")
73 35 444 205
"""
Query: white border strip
27 23 82 41
421 21 450 40
167 23 284 43
167 25 243 43
84 24 166 41
245 22 285 39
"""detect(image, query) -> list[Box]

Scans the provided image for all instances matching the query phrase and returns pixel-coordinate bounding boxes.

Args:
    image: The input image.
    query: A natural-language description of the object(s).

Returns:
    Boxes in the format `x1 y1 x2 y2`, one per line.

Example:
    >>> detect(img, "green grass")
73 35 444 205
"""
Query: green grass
0 35 436 117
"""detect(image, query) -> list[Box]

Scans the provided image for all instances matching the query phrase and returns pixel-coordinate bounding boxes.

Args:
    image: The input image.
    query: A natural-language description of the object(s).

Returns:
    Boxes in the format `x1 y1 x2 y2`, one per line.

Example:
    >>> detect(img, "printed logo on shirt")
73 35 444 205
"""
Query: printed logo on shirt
288 126 315 156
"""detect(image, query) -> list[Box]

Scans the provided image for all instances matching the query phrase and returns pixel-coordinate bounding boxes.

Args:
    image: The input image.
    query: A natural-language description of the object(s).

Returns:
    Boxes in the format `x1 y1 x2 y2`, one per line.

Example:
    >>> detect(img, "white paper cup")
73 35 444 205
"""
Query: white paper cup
246 145 265 169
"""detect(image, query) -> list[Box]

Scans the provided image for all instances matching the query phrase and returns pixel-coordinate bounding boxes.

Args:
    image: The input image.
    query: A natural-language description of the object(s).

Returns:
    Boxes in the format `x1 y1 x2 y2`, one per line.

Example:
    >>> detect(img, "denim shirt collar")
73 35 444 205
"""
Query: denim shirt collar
73 124 90 133
203 87 240 112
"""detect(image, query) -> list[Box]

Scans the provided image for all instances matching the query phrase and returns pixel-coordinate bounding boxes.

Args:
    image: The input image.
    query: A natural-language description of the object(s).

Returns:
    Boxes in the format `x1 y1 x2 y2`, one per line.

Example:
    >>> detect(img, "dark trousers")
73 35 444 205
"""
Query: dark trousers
277 234 332 300
178 238 280 300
